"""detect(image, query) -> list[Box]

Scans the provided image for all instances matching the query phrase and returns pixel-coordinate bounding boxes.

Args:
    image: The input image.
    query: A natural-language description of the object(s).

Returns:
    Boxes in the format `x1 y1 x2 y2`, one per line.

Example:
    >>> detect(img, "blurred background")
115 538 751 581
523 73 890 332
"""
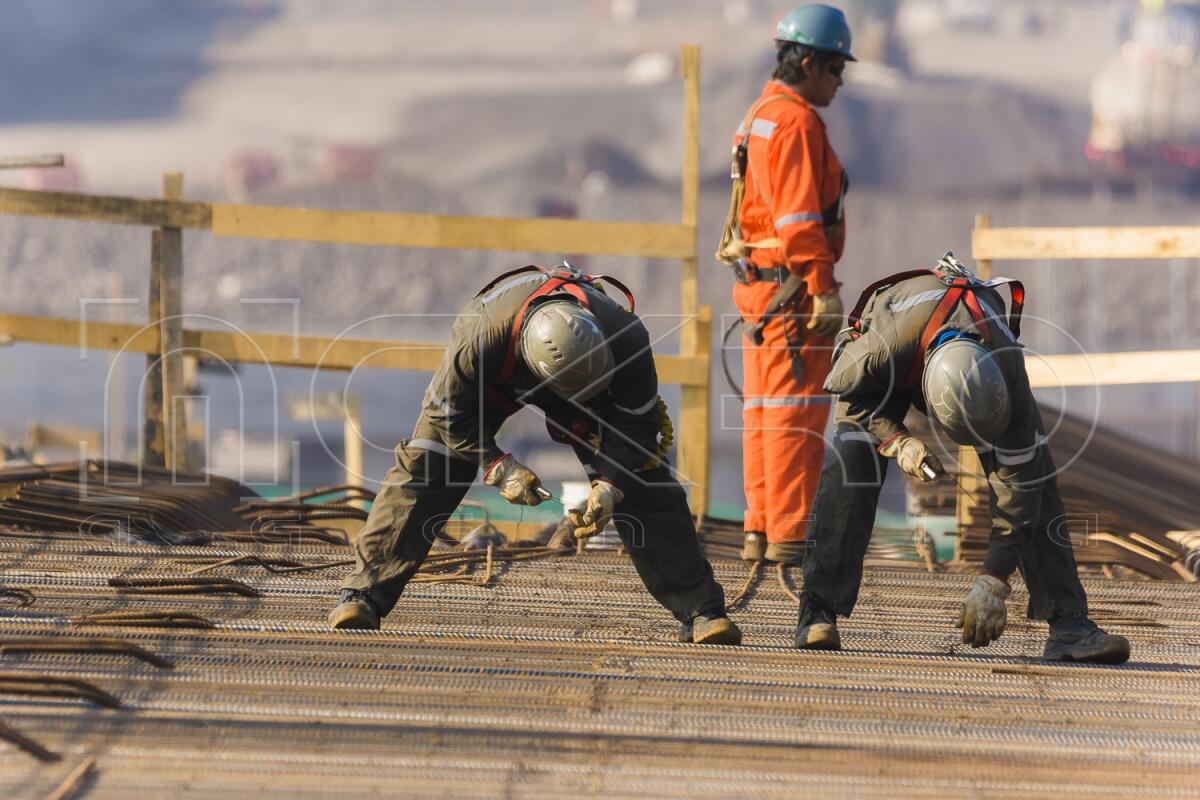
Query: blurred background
0 0 1196 518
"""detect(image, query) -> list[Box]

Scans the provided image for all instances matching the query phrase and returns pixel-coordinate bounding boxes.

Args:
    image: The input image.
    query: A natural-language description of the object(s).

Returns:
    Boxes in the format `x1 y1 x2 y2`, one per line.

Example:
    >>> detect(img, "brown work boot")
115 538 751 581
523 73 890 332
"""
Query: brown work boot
765 540 808 565
328 589 381 630
794 592 841 650
679 613 743 645
741 531 767 561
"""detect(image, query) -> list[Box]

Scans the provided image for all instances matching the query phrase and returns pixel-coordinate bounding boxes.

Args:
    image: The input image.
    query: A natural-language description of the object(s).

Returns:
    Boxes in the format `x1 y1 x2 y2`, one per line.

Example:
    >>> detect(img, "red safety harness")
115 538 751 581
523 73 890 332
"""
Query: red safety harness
473 264 636 413
845 267 1025 388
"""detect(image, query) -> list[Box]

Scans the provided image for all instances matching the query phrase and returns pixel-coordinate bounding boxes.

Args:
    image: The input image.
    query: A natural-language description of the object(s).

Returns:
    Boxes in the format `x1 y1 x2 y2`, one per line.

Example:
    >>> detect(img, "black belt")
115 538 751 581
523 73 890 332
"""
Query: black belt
732 263 787 285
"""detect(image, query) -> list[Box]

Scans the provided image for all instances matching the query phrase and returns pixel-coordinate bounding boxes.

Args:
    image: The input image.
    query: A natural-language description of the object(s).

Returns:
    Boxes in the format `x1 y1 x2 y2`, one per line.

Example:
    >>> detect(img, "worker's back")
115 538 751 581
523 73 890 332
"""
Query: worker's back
736 80 847 276
826 273 1021 401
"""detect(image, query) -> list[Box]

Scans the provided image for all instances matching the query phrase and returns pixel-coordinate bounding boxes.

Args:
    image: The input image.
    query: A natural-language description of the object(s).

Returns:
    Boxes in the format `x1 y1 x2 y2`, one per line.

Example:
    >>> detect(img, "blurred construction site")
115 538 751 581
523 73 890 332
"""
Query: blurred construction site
0 1 1198 797
0 0 1198 499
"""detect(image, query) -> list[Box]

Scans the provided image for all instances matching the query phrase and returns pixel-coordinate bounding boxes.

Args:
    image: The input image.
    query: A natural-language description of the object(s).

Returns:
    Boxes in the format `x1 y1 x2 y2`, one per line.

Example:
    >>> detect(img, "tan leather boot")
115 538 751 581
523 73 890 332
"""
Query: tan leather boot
741 531 767 561
765 540 808 565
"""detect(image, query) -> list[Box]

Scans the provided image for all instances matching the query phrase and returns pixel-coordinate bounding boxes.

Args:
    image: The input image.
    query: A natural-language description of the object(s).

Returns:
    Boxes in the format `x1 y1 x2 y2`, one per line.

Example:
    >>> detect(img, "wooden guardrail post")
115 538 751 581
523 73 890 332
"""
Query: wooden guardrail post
143 173 187 475
676 44 710 517
143 233 166 467
160 173 187 476
955 213 991 559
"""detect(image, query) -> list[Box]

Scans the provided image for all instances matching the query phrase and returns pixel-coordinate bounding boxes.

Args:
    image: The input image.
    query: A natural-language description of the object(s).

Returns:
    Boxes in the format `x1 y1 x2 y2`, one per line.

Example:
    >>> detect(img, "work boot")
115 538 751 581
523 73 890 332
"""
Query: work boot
678 612 743 645
1043 615 1130 664
765 540 808 565
794 592 841 650
741 531 767 562
328 589 381 630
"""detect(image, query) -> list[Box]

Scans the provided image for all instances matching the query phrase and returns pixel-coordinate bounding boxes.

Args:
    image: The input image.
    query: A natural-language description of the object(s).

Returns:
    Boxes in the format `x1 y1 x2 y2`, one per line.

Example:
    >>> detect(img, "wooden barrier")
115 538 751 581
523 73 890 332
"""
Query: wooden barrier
958 215 1200 547
0 45 714 510
0 314 709 385
973 226 1200 261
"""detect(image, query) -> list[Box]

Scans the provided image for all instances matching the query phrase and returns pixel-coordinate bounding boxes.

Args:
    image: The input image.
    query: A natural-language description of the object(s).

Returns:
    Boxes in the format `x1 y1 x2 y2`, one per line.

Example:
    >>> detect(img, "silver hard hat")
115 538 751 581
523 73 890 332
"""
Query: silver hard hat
922 336 1011 446
521 300 615 402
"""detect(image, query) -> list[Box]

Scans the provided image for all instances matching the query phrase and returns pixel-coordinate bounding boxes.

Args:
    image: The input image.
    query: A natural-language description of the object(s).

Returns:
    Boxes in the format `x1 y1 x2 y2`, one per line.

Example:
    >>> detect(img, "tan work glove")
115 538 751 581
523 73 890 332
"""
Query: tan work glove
568 480 624 539
955 574 1011 647
483 454 544 506
806 291 844 339
879 434 944 482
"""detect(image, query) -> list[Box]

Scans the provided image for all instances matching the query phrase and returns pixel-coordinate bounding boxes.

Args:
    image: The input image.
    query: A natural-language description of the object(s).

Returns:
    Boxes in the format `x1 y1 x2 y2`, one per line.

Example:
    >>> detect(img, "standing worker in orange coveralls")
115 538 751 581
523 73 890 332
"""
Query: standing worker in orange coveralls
717 5 852 564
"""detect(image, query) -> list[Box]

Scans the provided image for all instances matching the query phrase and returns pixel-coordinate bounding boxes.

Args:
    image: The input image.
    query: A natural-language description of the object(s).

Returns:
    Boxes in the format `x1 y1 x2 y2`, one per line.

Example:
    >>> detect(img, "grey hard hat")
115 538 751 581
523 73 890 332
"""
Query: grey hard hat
922 336 1011 446
521 300 615 402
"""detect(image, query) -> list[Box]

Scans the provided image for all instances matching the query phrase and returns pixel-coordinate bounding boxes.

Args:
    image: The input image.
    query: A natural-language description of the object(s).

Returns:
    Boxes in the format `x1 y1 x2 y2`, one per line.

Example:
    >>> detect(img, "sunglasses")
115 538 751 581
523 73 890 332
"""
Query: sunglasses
826 62 846 78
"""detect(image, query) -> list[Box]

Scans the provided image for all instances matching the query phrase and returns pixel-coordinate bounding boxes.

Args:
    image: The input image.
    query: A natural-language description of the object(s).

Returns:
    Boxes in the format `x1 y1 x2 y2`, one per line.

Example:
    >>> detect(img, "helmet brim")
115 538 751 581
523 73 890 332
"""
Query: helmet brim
774 40 857 61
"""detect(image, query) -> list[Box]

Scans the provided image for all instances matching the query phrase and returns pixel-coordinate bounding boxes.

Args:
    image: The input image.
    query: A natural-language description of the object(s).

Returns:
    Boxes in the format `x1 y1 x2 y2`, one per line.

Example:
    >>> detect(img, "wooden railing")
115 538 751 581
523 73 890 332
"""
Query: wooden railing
0 45 714 511
957 214 1200 539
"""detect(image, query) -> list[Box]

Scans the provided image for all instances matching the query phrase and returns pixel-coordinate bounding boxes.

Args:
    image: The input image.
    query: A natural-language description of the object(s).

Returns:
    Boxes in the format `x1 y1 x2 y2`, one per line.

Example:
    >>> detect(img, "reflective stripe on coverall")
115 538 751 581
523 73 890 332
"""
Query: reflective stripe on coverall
733 80 846 543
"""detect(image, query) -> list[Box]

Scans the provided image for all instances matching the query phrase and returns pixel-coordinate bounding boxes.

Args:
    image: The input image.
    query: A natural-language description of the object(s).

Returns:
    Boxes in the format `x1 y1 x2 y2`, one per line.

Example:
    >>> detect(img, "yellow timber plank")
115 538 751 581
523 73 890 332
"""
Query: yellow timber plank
973 226 1200 261
0 313 159 353
211 202 695 258
5 314 1196 388
0 314 707 385
0 187 211 229
1026 349 1200 388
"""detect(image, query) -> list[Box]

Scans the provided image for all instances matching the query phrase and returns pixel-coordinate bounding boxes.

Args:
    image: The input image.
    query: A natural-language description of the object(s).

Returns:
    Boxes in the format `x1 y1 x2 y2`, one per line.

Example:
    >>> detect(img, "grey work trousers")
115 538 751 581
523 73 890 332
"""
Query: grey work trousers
801 428 1089 621
341 437 726 623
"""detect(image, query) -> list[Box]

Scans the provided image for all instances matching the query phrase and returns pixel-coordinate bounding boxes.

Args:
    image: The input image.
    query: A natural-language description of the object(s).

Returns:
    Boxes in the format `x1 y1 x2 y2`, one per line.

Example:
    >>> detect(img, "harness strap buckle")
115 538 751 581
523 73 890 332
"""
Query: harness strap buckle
732 261 757 285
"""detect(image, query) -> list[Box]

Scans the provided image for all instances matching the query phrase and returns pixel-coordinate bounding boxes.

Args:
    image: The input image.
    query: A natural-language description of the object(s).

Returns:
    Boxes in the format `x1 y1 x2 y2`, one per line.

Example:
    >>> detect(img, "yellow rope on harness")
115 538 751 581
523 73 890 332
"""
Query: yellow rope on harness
636 397 674 471
715 93 800 267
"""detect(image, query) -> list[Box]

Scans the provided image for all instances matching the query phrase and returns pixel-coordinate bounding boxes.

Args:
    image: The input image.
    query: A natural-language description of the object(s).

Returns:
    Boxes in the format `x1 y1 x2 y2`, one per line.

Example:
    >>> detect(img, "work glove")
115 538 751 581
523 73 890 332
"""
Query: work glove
879 434 944 482
806 291 844 339
955 574 1011 648
568 480 624 540
483 454 544 506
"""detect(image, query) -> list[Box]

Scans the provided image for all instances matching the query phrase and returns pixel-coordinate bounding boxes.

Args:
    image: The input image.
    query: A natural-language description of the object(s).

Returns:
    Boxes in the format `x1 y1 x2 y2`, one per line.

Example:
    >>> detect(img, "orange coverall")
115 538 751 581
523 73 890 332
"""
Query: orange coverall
732 80 846 544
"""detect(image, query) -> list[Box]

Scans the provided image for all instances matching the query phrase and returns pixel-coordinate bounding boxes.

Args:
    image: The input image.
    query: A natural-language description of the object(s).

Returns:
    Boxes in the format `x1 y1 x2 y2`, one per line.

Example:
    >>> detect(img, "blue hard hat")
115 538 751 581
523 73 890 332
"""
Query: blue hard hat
776 5 856 61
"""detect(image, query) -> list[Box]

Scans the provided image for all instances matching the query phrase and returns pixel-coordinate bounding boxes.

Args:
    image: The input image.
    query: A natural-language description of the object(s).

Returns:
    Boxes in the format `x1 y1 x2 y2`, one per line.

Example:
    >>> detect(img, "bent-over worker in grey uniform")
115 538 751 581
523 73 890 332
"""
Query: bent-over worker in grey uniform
795 253 1130 664
329 264 740 645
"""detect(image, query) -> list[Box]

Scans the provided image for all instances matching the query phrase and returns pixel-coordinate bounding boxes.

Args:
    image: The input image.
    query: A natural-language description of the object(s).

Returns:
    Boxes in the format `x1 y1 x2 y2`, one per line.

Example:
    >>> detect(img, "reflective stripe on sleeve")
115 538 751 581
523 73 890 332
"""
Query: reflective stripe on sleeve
613 395 659 416
478 273 543 305
774 211 823 229
994 436 1046 466
749 119 777 140
424 388 464 417
744 395 833 409
890 289 947 314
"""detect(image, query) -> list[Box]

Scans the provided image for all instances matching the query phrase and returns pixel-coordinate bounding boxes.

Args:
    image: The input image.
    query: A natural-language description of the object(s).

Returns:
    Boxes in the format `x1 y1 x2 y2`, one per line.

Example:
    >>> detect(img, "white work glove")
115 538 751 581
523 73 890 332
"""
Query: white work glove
955 574 1011 648
483 454 544 506
879 434 944 482
806 291 844 339
568 480 624 540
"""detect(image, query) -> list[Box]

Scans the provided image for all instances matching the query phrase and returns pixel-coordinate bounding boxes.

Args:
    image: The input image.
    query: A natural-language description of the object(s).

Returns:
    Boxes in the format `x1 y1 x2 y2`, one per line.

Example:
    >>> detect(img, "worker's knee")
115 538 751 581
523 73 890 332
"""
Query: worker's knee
390 442 477 492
